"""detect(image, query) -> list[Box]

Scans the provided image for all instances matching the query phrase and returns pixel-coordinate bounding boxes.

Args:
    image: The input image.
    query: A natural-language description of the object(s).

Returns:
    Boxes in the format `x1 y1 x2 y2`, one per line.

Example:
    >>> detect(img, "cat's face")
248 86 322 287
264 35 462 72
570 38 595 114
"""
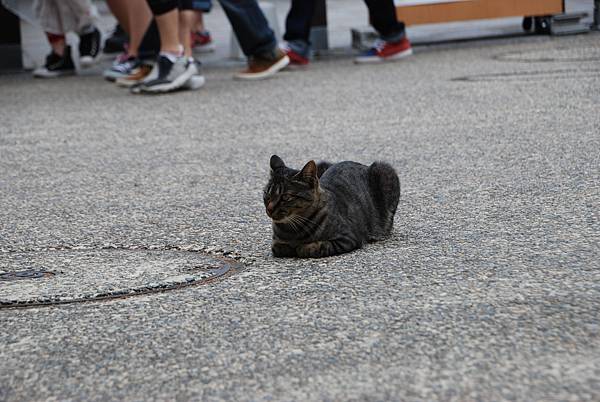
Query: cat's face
263 155 319 222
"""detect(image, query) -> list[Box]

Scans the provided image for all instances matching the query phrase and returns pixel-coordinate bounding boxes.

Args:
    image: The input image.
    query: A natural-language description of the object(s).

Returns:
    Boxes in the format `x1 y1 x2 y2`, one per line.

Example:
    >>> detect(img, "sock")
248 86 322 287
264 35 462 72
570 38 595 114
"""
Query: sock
159 45 183 63
46 33 65 44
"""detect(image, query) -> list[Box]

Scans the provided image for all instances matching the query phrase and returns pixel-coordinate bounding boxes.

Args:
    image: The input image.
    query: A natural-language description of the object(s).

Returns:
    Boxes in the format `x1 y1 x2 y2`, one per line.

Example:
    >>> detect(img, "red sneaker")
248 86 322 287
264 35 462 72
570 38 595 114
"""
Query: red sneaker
354 37 413 64
191 31 215 53
280 44 309 67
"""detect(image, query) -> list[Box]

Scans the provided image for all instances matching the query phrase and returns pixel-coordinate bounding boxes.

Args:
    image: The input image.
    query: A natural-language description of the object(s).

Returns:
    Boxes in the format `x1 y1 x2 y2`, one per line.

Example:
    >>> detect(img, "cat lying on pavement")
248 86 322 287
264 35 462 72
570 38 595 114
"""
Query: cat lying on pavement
263 155 400 258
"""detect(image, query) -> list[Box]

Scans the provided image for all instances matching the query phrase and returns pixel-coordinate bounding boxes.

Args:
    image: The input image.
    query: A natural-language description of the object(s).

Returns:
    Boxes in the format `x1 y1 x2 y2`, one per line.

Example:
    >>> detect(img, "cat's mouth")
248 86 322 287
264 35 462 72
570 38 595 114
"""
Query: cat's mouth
271 214 292 224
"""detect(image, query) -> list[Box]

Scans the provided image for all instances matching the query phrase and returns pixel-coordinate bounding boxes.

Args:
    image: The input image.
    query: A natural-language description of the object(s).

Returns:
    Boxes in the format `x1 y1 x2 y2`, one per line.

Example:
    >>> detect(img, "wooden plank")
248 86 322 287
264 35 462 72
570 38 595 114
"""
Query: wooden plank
396 0 564 25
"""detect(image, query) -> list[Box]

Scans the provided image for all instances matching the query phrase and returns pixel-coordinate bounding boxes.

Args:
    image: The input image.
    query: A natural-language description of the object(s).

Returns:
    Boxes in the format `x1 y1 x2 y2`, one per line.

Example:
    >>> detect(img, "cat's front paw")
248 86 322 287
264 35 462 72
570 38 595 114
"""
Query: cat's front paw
296 242 324 258
272 242 297 258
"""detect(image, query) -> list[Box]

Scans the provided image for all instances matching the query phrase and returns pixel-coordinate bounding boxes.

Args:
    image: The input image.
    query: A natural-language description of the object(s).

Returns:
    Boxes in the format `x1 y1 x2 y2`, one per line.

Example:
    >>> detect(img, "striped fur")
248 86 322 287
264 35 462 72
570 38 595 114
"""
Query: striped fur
264 155 400 258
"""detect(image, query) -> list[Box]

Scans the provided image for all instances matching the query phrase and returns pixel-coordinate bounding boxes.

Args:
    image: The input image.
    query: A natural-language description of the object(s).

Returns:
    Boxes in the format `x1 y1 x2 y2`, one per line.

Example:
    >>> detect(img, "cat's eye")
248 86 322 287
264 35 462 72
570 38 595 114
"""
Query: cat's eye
281 194 293 202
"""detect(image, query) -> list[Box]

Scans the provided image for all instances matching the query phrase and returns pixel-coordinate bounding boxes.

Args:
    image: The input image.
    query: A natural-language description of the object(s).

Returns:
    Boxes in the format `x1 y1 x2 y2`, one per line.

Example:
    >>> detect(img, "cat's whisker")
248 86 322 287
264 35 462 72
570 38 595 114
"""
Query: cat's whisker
288 215 303 233
293 214 318 227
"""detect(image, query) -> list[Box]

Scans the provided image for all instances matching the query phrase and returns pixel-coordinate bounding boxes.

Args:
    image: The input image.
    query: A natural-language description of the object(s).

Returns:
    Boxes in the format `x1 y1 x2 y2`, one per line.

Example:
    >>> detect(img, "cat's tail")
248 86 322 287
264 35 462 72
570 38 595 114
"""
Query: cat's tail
368 162 400 237
316 161 333 178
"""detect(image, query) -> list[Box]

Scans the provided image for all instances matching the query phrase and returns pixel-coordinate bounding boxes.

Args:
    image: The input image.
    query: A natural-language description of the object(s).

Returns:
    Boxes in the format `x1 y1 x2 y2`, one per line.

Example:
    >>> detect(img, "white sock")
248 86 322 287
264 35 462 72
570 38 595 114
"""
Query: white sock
160 45 184 63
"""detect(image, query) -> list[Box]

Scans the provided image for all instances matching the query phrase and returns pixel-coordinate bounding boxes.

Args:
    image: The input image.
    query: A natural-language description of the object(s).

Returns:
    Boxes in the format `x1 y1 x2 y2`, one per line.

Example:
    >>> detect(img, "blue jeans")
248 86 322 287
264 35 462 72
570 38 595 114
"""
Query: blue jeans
218 0 277 58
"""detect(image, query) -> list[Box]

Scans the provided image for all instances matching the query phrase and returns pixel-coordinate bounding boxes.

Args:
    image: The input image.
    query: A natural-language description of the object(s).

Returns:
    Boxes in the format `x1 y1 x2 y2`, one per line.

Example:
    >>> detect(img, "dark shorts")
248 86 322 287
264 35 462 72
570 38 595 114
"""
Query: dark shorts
147 0 212 15
180 0 212 12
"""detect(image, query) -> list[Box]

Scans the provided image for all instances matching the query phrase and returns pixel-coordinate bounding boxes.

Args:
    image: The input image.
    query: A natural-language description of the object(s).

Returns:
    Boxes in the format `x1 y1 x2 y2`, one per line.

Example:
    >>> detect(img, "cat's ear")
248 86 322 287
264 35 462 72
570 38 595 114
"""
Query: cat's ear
270 155 285 171
297 160 318 185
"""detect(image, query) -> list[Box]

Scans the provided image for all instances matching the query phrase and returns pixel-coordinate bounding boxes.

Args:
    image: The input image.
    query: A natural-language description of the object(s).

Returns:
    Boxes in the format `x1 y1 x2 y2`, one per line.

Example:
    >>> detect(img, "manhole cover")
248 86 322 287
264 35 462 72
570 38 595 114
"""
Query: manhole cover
0 248 243 308
452 68 600 83
0 270 55 281
495 47 600 63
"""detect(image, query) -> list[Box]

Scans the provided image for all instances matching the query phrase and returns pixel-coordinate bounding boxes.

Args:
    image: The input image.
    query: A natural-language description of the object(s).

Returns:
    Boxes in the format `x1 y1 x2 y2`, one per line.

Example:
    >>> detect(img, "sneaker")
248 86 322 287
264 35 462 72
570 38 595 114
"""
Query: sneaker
133 54 198 94
191 30 215 53
234 49 289 80
112 50 130 65
103 55 140 81
115 63 154 87
33 47 76 78
181 59 205 90
182 74 206 90
354 37 413 64
280 43 309 67
104 24 128 54
79 27 102 67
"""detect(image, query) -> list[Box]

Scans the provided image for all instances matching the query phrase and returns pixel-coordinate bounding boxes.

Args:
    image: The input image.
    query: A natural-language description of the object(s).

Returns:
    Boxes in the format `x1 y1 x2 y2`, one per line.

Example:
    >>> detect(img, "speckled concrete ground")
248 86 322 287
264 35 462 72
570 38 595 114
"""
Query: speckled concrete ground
0 32 599 401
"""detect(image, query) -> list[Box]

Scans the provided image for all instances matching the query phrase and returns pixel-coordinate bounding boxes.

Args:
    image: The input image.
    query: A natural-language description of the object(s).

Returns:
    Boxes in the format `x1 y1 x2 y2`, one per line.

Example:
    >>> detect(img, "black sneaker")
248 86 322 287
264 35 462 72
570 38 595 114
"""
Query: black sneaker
104 24 128 54
132 55 197 94
79 26 101 67
33 47 76 78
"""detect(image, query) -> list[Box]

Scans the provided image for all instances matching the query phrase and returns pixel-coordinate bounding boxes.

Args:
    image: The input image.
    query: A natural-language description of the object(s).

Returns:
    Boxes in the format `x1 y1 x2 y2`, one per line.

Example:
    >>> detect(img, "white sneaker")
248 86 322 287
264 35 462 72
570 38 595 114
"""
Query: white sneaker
182 75 206 90
133 55 197 94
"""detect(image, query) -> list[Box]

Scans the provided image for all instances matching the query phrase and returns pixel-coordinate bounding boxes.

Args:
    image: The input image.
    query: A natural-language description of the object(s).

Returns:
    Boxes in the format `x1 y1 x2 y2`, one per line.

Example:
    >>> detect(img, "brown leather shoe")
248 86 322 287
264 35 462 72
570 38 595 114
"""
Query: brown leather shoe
234 48 290 80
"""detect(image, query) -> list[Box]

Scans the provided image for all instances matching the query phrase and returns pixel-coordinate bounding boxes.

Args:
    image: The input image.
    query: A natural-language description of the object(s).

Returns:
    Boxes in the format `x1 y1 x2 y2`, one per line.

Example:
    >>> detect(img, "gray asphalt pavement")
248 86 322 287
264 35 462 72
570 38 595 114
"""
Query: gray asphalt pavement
1 30 599 401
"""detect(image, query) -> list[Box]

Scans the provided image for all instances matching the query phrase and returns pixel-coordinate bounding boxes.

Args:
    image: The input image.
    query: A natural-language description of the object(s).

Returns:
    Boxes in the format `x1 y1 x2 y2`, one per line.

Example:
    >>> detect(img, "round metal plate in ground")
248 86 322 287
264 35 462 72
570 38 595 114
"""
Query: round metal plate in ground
0 270 55 281
494 47 600 63
452 68 600 83
0 248 243 308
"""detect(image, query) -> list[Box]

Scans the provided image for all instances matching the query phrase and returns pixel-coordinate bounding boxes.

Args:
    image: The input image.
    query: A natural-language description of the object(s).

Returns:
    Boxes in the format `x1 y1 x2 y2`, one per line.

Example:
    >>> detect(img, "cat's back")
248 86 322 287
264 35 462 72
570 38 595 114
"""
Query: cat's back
320 161 369 190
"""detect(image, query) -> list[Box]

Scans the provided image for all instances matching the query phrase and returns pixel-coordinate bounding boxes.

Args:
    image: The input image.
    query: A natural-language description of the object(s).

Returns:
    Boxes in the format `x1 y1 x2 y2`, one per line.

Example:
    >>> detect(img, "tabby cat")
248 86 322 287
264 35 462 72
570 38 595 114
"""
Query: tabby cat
263 155 400 258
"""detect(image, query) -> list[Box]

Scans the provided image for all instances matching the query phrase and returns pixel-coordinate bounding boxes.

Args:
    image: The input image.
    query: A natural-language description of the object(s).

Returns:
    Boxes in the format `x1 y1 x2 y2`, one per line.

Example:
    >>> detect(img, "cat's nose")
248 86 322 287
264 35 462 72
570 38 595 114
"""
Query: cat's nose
266 202 275 217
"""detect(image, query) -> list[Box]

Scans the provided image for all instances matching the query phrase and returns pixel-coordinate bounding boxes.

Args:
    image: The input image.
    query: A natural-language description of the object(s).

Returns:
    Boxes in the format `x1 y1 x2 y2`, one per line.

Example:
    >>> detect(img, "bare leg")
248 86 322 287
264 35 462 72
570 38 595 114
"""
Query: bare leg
106 0 152 57
155 8 180 54
124 0 152 57
105 0 130 33
194 10 204 32
46 33 66 56
179 9 195 57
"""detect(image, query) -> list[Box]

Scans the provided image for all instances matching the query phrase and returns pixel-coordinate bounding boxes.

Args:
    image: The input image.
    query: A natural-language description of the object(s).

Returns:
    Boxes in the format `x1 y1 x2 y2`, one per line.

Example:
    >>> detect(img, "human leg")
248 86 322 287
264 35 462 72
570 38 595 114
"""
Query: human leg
177 1 206 89
218 0 276 57
363 0 405 41
190 10 215 52
104 0 156 82
124 0 153 57
218 0 289 79
282 0 316 60
178 7 196 56
105 0 129 32
355 0 412 63
132 0 197 93
33 0 76 77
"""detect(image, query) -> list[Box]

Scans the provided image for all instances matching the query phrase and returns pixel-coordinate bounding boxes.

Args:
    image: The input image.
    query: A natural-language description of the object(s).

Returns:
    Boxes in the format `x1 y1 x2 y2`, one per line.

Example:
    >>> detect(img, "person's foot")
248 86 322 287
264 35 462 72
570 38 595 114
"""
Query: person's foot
115 63 154 87
103 55 141 81
132 55 198 94
354 37 413 64
182 74 206 91
104 24 128 54
234 49 289 80
191 30 215 53
33 47 76 78
280 43 309 67
79 26 102 68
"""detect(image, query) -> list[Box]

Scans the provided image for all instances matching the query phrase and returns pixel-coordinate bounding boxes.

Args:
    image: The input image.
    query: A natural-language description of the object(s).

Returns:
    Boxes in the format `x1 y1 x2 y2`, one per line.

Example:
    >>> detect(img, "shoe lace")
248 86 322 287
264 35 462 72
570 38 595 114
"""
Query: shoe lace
372 39 387 52
113 52 129 65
